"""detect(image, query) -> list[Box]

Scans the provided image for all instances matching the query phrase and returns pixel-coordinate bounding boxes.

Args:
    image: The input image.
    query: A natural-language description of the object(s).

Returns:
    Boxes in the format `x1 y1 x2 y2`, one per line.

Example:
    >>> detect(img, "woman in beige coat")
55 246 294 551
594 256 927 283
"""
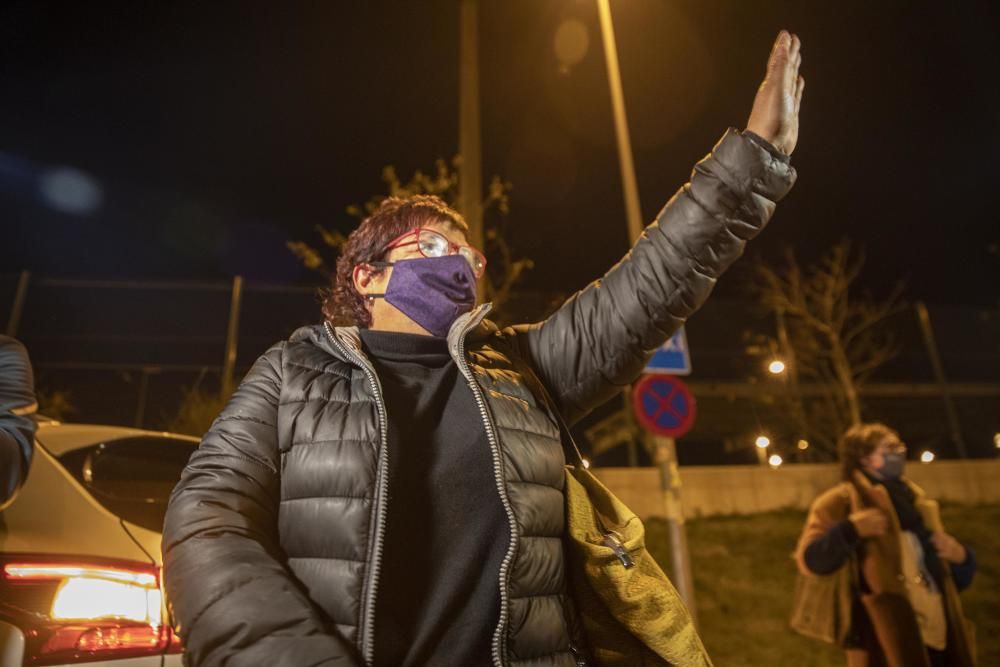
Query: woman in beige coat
792 423 976 667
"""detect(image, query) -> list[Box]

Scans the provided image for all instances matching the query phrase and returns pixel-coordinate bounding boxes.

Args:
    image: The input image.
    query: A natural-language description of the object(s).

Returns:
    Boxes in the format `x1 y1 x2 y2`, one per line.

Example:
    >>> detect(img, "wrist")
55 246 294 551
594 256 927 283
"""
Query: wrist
743 129 789 161
840 518 861 544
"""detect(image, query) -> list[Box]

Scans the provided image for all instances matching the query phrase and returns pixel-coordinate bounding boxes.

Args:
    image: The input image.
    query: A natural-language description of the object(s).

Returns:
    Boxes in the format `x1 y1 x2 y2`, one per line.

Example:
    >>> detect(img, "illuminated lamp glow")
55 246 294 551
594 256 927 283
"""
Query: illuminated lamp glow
51 577 162 624
554 19 590 69
39 166 103 214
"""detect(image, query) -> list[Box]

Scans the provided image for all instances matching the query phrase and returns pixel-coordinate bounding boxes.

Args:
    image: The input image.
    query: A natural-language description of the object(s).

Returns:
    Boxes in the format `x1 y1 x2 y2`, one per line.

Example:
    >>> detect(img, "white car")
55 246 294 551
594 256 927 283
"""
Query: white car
0 419 199 667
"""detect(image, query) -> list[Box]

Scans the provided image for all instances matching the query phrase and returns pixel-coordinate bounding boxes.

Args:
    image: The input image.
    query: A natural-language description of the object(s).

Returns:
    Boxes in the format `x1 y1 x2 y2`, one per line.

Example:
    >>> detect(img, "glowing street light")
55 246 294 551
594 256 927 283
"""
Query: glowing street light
920 450 935 464
768 454 783 468
797 439 809 450
581 458 591 469
767 359 786 375
994 432 1000 449
755 435 770 449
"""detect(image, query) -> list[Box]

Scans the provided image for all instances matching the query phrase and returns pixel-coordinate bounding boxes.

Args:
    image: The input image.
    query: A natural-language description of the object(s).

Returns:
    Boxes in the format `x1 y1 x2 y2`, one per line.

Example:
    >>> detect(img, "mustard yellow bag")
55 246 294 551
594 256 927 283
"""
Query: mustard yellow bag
563 463 712 666
510 351 711 665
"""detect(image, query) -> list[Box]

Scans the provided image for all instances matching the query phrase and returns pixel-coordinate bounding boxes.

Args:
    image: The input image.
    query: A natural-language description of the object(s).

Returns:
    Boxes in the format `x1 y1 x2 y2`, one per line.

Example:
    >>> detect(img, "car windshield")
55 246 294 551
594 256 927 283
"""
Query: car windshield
58 436 198 532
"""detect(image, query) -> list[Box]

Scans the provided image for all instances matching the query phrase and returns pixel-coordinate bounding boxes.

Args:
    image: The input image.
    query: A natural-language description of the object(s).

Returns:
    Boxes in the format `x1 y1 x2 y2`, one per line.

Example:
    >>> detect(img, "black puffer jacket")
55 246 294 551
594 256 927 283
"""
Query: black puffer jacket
162 129 795 667
0 335 36 509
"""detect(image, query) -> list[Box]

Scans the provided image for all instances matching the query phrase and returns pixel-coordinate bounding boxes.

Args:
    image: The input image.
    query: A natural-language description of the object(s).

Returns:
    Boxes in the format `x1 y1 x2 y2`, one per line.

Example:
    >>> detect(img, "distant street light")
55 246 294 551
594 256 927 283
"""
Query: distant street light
994 432 1000 448
767 359 786 375
920 450 935 464
768 454 783 468
797 439 809 450
755 435 770 449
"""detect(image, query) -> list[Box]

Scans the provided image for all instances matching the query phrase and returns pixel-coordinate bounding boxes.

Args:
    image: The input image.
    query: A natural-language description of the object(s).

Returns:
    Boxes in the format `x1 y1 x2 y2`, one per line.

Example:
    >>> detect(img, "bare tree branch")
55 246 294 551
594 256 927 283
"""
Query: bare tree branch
749 240 906 461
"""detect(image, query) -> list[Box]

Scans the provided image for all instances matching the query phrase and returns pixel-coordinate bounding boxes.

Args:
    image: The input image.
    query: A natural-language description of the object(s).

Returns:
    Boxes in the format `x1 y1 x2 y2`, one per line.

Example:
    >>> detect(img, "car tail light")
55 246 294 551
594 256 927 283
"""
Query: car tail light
0 554 181 665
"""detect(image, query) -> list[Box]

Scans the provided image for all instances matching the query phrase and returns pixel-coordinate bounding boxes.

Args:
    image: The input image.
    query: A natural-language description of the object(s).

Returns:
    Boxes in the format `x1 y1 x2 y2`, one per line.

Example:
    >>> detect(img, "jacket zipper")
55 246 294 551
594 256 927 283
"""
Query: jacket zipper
454 323 520 667
323 322 390 666
601 532 635 569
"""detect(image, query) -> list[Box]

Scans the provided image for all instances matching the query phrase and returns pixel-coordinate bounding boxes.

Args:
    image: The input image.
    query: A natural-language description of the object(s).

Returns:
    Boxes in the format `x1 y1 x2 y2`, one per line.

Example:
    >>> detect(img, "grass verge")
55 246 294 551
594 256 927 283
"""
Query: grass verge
645 504 1000 666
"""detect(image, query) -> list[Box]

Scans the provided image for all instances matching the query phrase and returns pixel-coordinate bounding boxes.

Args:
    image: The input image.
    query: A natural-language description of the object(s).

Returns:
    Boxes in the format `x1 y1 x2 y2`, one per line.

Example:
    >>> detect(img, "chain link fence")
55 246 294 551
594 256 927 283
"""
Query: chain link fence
4 271 999 462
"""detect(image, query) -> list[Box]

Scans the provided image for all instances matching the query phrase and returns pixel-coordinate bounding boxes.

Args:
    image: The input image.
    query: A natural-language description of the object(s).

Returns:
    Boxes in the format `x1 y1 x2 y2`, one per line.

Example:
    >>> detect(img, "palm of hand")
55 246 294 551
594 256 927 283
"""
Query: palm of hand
746 31 804 156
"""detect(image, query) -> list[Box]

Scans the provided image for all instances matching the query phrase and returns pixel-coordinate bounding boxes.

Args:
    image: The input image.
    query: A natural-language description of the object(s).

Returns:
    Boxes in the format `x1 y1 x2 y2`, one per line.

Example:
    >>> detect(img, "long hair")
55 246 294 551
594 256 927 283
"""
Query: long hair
322 195 469 327
837 422 900 481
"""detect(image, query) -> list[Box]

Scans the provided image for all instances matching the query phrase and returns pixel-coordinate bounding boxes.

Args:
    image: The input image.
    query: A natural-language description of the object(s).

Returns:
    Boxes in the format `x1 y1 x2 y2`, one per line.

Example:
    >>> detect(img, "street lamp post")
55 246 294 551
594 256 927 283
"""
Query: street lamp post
458 0 487 304
596 0 643 245
595 0 697 623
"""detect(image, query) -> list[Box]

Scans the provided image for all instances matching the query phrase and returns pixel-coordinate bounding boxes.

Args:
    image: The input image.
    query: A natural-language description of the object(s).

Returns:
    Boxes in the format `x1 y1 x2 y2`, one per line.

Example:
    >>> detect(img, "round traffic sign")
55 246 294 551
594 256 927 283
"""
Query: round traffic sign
632 374 697 438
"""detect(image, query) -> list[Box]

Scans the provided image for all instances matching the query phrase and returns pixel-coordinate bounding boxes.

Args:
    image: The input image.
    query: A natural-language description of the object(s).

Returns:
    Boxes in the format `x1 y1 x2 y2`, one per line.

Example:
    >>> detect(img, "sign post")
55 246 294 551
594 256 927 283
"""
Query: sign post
632 373 698 623
651 434 696 623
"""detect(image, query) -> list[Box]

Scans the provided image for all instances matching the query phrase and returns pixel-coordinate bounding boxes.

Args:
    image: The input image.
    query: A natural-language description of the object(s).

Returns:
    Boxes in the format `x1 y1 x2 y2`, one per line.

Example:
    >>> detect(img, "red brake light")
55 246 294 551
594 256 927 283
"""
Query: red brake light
37 624 168 656
0 554 179 665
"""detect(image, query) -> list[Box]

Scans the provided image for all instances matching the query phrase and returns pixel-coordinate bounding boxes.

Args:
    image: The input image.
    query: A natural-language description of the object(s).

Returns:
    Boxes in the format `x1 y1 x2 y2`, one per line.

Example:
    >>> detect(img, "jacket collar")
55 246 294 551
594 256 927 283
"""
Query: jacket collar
849 470 938 532
446 303 493 358
290 303 495 367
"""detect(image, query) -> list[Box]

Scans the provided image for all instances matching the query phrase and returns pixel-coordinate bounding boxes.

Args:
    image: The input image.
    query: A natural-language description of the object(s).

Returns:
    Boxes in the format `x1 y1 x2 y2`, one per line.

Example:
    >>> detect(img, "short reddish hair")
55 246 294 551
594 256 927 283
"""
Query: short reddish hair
837 422 899 481
322 195 469 327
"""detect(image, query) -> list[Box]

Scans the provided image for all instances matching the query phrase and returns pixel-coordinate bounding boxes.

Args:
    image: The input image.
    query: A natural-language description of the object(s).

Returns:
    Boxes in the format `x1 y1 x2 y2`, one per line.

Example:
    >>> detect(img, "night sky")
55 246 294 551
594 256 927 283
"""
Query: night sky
3 0 999 306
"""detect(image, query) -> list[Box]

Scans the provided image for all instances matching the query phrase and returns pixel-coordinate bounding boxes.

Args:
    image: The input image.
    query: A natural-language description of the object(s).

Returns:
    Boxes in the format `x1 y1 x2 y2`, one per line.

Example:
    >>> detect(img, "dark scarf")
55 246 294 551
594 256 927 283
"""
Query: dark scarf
872 474 945 581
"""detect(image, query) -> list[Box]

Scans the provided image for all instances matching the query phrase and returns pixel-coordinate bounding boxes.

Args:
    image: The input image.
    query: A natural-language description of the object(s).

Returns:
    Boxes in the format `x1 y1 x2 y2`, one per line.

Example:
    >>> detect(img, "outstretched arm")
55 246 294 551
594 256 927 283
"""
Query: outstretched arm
162 344 360 667
514 32 804 422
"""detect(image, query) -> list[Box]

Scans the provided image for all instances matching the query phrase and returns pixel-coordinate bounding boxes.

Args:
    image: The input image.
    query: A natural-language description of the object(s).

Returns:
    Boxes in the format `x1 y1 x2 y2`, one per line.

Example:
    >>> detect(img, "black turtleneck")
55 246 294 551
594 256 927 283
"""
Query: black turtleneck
359 329 508 667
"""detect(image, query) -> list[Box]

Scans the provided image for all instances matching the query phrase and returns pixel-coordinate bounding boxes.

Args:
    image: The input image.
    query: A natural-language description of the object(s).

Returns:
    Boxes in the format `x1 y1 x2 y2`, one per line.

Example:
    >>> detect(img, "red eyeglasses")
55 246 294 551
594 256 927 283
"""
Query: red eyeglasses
382 228 487 278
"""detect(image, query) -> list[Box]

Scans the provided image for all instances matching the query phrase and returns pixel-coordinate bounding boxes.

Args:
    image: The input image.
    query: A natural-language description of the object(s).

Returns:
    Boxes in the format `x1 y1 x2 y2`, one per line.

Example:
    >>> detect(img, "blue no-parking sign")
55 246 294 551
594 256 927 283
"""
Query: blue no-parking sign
631 373 696 438
644 326 691 375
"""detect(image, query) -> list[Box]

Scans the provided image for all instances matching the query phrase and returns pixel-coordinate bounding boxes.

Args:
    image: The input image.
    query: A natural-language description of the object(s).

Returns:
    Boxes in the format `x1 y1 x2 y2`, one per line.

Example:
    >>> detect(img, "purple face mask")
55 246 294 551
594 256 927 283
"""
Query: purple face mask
369 254 477 337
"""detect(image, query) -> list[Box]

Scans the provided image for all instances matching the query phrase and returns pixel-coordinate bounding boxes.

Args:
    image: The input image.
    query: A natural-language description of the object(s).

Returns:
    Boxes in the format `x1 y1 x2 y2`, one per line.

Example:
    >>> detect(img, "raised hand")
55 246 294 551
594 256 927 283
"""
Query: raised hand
746 30 804 156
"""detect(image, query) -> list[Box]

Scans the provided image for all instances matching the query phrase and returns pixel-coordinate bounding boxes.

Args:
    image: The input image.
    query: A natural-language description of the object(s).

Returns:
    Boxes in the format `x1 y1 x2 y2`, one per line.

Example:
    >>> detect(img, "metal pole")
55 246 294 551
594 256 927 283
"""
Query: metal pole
597 0 647 467
623 386 639 467
6 270 31 337
775 309 808 459
652 434 698 625
915 301 967 458
754 440 771 466
221 276 244 397
597 0 644 245
459 0 486 304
